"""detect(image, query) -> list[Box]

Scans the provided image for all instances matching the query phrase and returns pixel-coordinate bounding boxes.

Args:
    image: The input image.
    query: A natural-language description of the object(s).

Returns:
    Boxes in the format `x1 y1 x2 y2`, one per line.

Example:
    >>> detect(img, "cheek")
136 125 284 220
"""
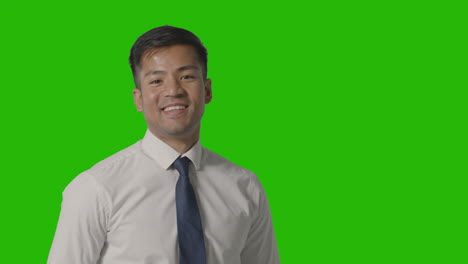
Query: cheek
191 86 207 103
142 91 159 106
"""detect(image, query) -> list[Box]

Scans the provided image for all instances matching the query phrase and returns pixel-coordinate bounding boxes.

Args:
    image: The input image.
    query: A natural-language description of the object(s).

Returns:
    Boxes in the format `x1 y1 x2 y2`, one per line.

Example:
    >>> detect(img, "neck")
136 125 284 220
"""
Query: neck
149 129 200 154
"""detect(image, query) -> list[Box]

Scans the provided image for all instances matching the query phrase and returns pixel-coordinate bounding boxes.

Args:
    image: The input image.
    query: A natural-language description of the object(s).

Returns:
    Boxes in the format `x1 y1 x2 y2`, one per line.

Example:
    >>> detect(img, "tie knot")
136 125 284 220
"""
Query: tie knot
173 157 191 176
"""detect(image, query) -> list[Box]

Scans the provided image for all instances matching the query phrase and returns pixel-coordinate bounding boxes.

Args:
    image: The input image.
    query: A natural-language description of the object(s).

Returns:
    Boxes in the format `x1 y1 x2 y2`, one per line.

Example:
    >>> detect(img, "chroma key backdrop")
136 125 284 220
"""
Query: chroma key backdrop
0 1 464 263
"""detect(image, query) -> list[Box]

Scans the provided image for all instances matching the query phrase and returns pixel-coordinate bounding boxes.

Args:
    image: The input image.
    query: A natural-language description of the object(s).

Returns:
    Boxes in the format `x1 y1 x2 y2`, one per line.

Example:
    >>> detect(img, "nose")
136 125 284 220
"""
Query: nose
164 77 185 98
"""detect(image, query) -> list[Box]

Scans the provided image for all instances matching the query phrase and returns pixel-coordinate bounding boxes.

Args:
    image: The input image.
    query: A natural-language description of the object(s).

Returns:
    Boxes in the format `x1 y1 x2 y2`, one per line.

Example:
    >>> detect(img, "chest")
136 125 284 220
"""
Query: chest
102 172 253 263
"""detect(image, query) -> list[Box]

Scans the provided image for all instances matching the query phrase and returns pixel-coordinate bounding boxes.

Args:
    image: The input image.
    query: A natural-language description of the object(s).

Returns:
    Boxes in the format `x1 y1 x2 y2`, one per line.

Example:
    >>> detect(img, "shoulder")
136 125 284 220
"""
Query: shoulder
65 140 150 192
201 147 263 192
62 141 148 203
202 147 269 217
86 140 152 182
202 147 254 175
88 141 143 173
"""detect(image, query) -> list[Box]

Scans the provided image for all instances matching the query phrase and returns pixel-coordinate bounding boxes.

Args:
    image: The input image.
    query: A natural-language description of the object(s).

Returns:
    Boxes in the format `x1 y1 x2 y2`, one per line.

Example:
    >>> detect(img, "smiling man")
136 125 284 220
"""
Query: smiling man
134 44 210 154
48 26 280 264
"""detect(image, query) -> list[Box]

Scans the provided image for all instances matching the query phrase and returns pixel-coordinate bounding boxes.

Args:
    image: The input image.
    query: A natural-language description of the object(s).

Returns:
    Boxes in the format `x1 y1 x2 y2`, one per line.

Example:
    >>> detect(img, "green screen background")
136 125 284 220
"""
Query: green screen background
1 1 465 263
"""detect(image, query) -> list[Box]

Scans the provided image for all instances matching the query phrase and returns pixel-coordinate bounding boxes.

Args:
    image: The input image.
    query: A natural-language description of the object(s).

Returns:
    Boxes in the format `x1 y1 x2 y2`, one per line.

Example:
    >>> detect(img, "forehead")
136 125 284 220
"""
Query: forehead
140 45 200 70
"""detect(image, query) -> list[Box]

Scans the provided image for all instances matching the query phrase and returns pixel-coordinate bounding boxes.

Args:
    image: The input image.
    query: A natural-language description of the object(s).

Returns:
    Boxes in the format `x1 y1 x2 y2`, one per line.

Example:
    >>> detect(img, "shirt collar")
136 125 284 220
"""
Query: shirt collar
141 129 203 170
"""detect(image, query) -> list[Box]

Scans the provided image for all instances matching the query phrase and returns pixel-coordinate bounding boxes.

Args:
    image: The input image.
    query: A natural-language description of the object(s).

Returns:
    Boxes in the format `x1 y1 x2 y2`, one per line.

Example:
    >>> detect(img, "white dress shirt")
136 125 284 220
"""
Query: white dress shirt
48 130 279 264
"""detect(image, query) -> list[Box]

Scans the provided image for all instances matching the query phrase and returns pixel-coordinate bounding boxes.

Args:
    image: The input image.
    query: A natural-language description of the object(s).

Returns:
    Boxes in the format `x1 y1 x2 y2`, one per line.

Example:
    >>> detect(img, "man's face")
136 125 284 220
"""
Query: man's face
132 45 212 142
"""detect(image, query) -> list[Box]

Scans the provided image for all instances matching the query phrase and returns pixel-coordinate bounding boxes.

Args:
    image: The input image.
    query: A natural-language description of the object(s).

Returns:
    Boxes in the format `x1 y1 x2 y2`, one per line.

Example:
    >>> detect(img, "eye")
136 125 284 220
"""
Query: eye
181 75 195 80
150 79 162 84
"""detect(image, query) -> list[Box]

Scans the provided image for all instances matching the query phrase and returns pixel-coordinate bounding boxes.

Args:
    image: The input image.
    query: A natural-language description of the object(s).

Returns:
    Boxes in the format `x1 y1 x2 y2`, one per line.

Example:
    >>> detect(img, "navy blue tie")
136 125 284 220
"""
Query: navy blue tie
173 157 207 264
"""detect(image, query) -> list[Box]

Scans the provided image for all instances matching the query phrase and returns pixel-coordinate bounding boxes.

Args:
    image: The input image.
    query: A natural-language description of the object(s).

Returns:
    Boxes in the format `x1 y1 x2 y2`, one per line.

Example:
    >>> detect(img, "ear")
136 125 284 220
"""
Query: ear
204 78 212 104
132 89 143 111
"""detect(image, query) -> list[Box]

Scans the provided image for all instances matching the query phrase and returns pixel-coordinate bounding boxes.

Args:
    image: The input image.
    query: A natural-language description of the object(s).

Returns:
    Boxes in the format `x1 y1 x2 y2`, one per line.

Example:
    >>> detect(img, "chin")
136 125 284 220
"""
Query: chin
163 127 192 137
152 122 198 139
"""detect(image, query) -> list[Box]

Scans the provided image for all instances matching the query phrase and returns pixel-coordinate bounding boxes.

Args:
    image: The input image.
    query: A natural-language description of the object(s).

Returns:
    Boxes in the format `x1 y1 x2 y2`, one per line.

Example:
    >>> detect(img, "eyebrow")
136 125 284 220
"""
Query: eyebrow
144 65 200 77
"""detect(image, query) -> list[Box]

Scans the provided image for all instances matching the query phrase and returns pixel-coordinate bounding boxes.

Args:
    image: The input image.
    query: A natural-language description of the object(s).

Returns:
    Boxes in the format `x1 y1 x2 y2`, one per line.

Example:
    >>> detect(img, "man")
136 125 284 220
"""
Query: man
48 25 279 264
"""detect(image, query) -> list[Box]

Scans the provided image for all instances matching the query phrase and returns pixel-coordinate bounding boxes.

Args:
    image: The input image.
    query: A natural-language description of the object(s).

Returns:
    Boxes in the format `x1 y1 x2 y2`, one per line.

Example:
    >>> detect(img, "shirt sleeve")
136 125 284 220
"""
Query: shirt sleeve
240 175 280 264
48 172 109 264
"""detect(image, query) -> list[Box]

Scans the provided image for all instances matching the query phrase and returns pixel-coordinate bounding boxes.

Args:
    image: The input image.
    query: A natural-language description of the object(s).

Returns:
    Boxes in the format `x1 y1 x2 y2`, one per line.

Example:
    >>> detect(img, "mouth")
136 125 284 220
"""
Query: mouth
161 104 188 114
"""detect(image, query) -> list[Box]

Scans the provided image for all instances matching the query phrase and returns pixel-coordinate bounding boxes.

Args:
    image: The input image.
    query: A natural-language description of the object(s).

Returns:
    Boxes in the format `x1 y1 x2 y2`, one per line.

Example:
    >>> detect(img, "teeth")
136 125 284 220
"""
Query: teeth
164 105 186 112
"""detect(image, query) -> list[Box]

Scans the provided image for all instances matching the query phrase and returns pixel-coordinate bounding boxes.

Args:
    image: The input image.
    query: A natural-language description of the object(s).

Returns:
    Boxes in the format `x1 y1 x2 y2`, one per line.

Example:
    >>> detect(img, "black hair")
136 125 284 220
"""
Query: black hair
129 25 208 88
